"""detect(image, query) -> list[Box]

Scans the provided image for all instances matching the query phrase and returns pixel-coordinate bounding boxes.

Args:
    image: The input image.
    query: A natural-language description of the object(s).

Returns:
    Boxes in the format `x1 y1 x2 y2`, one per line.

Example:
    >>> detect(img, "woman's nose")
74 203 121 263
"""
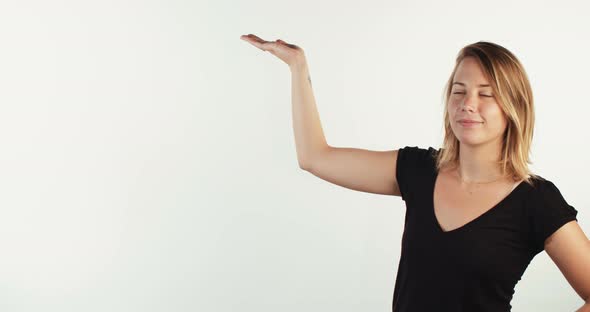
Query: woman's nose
461 101 474 111
461 94 477 111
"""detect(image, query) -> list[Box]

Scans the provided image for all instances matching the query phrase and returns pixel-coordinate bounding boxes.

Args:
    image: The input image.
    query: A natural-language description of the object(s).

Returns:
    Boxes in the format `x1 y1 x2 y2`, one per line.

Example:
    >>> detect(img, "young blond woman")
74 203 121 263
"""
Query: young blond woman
240 34 590 312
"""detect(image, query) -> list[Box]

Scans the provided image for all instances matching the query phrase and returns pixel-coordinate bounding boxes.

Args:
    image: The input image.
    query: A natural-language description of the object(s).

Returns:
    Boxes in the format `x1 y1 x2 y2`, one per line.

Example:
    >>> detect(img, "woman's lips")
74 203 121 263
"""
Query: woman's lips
459 121 482 127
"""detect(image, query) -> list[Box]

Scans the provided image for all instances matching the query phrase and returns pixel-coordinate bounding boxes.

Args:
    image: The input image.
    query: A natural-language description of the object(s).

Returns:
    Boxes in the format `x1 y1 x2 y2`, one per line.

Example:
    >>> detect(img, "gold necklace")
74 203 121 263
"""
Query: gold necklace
456 171 507 195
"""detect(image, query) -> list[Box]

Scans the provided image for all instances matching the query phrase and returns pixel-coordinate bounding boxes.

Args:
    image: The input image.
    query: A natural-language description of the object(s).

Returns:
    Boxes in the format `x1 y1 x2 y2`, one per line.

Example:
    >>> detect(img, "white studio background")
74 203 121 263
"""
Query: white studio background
0 0 588 311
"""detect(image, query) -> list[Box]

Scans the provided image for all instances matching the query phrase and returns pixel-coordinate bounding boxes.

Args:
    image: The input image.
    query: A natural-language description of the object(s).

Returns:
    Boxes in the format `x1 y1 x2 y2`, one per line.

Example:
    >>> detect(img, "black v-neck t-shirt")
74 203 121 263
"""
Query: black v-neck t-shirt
391 146 578 312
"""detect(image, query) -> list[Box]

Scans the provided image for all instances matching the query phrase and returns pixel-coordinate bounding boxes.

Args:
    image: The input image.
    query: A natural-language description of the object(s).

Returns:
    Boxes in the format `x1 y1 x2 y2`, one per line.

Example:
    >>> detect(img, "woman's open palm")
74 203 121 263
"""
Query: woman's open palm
240 34 306 69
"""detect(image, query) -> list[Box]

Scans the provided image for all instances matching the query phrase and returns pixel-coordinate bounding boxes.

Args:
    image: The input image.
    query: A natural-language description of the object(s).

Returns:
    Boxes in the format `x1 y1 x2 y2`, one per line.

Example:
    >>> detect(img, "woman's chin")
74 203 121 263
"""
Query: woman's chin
456 136 484 146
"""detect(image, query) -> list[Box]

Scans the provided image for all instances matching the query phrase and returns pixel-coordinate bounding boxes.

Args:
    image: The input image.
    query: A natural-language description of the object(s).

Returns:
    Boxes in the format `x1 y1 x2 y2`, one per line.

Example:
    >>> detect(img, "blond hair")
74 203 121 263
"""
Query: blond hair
436 41 540 186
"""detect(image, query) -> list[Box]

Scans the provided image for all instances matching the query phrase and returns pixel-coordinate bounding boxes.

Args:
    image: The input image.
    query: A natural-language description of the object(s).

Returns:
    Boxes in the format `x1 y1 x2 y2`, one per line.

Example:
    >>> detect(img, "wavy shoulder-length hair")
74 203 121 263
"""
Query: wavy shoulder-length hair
435 41 540 187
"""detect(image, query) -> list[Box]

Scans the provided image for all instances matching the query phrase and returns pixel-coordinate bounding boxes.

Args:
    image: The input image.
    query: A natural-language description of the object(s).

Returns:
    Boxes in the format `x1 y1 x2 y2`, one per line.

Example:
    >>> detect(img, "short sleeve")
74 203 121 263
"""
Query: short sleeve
395 146 438 201
529 180 578 254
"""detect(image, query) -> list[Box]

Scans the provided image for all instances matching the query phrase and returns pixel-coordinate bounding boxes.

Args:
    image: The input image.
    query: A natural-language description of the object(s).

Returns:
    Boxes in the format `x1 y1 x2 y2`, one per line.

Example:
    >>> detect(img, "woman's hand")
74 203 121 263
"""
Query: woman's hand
240 34 307 70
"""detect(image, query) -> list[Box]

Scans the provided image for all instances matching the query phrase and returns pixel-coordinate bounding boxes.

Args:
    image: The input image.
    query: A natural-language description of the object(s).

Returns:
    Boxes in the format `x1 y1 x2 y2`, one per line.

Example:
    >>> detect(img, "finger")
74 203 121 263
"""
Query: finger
277 39 298 49
241 34 263 44
243 34 279 46
243 36 276 50
242 38 266 50
258 40 280 52
246 34 266 43
247 34 263 40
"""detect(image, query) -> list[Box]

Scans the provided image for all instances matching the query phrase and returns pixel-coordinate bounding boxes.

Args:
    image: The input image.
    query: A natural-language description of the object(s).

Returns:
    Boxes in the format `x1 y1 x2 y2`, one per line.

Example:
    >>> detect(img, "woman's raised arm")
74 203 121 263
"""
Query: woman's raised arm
241 34 401 196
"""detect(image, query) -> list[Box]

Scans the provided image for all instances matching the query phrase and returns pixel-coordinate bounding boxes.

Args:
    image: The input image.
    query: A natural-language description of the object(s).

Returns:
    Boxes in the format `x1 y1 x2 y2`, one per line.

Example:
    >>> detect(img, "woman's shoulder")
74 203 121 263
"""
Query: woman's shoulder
396 146 440 180
522 175 570 200
527 175 556 189
398 145 439 160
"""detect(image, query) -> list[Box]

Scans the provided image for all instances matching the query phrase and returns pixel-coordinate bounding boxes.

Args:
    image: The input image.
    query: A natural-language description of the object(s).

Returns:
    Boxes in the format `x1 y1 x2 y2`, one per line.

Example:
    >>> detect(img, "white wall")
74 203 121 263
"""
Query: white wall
0 0 588 311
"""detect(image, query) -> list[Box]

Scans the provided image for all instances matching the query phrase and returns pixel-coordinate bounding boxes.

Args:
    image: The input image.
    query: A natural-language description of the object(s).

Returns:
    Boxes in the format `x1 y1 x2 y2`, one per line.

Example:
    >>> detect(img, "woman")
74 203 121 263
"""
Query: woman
240 34 590 311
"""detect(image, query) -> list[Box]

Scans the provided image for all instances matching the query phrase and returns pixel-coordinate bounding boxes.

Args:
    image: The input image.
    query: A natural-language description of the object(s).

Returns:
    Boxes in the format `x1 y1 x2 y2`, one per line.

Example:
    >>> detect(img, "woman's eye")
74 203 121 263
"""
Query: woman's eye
452 92 493 97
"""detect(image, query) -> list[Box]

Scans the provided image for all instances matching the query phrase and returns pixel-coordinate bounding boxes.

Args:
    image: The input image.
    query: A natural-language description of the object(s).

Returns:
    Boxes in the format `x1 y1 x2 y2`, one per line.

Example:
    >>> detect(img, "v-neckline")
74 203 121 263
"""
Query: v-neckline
431 170 526 235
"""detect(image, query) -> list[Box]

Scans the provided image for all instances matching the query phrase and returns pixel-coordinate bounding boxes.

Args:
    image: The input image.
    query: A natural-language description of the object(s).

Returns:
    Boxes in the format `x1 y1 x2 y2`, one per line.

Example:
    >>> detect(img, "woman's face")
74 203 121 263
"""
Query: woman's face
448 56 508 148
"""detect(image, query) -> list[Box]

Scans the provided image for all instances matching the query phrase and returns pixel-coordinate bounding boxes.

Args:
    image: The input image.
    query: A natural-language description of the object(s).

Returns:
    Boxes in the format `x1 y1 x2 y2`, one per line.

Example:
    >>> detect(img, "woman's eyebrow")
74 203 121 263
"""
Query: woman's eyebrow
452 82 491 87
